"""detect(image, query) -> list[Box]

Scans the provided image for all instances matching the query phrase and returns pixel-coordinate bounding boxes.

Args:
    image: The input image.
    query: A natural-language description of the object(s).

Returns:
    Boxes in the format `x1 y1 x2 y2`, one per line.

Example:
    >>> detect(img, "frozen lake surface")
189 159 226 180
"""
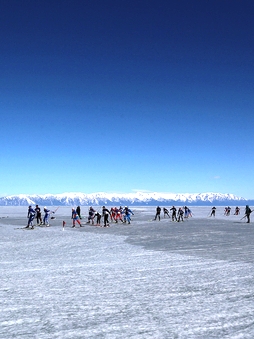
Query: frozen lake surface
1 206 254 338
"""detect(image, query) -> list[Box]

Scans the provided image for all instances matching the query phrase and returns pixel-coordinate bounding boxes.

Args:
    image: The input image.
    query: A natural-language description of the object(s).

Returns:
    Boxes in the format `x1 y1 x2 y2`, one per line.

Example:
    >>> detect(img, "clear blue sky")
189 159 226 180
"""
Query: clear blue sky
1 0 254 198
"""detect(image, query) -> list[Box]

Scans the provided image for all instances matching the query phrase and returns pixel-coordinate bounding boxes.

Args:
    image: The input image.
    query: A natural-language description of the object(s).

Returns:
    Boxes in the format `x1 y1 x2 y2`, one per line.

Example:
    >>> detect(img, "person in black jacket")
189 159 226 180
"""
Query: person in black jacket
210 207 216 217
170 206 177 221
94 211 101 226
102 206 111 227
245 205 252 223
154 206 161 221
177 207 184 222
163 207 170 218
76 206 82 219
35 205 42 225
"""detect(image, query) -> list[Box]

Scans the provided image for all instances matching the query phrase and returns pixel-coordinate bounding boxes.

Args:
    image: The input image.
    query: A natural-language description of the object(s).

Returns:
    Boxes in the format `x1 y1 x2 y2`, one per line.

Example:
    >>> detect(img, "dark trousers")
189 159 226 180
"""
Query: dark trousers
104 214 109 226
154 213 160 221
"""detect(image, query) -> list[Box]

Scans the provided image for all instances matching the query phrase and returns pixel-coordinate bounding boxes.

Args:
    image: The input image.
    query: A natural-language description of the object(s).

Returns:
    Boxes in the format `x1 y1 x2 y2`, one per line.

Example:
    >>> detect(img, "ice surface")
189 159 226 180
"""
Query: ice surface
0 206 254 338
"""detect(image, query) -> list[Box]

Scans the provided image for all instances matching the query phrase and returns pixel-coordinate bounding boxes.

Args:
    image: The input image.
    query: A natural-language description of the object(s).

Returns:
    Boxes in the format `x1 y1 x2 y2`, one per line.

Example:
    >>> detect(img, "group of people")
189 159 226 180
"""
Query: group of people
153 205 252 223
210 205 252 222
25 204 135 229
26 205 55 229
153 206 193 222
72 205 134 228
25 204 253 229
223 206 241 216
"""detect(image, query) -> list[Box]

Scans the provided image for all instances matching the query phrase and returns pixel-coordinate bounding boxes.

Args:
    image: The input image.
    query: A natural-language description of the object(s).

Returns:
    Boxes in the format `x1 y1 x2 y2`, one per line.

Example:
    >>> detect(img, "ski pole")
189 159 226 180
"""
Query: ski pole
54 206 60 213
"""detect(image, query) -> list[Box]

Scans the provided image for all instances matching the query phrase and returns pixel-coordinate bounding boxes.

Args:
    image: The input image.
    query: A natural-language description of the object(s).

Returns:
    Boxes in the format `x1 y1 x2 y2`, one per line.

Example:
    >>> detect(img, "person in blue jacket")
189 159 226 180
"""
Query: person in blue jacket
43 207 54 226
123 206 134 224
25 206 36 229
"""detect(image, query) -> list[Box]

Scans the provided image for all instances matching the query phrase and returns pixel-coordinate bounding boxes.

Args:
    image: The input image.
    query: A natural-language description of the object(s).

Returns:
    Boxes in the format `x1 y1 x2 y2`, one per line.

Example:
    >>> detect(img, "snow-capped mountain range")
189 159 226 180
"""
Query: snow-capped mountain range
0 192 250 206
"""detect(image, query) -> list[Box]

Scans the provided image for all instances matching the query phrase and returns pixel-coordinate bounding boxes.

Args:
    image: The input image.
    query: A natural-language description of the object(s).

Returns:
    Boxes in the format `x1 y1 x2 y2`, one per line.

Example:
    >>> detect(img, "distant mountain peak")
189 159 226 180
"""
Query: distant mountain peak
0 192 247 206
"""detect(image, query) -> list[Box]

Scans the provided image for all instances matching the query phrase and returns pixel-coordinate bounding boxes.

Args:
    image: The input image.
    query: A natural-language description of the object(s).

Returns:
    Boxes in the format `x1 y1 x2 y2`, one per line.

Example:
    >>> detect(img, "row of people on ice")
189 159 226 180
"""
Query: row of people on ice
26 204 253 229
26 205 134 229
153 206 193 222
154 205 252 223
210 206 241 217
209 205 252 222
72 206 134 227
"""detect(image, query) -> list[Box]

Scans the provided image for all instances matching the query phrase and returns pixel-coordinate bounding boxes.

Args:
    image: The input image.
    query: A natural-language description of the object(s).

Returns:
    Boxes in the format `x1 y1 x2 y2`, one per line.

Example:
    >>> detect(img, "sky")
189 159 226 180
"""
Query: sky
0 0 254 198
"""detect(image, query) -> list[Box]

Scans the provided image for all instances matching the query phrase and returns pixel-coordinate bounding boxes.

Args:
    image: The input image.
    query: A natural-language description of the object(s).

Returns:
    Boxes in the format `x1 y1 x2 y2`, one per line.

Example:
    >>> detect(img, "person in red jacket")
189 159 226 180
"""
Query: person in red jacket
71 208 82 227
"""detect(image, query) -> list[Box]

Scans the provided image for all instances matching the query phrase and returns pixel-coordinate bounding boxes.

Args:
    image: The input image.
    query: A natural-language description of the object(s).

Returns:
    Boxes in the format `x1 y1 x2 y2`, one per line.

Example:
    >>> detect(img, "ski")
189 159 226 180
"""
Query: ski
14 226 36 230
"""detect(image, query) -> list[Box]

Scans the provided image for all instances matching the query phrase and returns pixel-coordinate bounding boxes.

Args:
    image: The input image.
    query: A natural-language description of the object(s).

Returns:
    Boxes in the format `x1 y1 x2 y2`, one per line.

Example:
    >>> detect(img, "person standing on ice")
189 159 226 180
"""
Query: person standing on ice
224 206 231 216
187 207 192 217
35 204 42 225
170 206 177 221
245 205 252 223
76 206 82 219
184 206 189 218
87 206 96 224
25 206 36 229
114 207 124 223
210 207 216 217
71 208 82 227
43 207 54 226
163 207 170 218
153 206 161 221
102 206 111 227
123 206 134 224
119 206 124 218
234 207 240 215
110 207 116 221
94 211 101 226
177 207 184 222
